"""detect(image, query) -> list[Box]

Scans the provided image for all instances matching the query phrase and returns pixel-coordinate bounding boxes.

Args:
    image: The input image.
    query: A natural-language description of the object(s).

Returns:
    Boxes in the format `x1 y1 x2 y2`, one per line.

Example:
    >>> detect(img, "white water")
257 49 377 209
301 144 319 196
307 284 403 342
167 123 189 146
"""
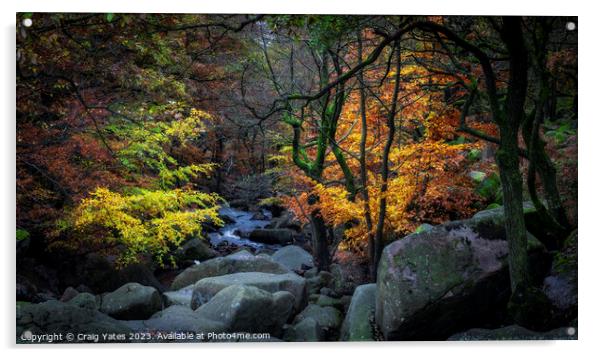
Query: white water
208 206 276 249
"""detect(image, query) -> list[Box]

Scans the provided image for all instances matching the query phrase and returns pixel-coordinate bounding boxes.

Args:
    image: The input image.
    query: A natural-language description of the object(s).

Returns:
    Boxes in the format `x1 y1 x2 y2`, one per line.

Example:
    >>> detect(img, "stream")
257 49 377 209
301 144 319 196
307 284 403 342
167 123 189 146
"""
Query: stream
208 206 281 251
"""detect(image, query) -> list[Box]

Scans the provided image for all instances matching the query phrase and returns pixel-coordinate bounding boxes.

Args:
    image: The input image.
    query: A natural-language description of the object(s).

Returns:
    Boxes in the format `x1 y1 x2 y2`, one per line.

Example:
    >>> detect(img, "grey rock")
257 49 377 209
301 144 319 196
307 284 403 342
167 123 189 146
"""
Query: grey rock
171 250 290 290
60 287 79 302
341 284 376 341
68 292 99 310
272 245 314 271
376 214 545 340
196 285 293 335
191 271 306 311
293 304 342 332
284 318 324 342
17 300 131 343
125 305 227 334
100 283 162 320
163 285 194 307
544 229 577 315
174 238 217 264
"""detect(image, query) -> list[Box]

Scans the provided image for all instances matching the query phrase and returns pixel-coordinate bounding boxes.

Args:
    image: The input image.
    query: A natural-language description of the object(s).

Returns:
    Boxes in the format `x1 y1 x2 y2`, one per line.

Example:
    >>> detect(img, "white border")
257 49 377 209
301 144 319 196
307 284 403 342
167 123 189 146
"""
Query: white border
2 1 598 356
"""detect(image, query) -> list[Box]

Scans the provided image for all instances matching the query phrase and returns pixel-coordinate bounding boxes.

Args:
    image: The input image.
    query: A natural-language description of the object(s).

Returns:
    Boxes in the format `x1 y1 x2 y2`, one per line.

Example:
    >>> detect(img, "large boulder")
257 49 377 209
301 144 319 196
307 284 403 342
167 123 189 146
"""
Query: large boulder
340 284 376 341
171 250 290 290
543 229 577 322
191 272 307 311
123 305 227 334
17 300 131 343
376 215 546 340
195 285 294 335
272 245 314 271
448 325 577 340
100 283 162 320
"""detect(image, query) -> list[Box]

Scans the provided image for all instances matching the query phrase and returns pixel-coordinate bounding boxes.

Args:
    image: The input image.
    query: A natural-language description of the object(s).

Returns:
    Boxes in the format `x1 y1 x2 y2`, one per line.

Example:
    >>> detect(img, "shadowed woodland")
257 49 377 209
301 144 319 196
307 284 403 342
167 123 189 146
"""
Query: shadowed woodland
16 14 577 342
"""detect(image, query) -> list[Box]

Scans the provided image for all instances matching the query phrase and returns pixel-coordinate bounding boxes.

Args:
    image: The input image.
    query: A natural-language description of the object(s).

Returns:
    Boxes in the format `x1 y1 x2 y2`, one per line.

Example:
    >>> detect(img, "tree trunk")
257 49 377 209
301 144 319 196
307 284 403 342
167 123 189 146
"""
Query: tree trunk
374 41 402 276
498 16 530 292
357 31 376 281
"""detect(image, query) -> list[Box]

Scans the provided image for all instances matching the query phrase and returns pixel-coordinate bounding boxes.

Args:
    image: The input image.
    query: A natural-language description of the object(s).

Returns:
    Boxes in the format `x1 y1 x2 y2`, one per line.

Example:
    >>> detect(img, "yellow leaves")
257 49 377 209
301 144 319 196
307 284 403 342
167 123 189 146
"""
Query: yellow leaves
71 187 223 267
165 108 211 143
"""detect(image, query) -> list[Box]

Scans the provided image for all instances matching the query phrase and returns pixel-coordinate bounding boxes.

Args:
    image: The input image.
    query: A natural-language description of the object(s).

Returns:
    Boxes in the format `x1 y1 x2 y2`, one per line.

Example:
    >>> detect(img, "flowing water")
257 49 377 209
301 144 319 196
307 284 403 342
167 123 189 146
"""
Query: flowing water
208 206 279 250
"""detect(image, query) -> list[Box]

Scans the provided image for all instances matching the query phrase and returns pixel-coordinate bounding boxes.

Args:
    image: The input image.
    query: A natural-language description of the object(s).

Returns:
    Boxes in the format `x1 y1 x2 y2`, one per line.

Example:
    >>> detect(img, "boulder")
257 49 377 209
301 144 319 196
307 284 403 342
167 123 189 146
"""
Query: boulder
174 238 217 264
163 285 195 307
267 211 301 231
195 285 294 335
17 300 131 343
100 283 162 320
448 325 577 340
375 216 546 340
543 229 577 321
170 250 290 290
191 272 306 311
272 245 314 271
330 264 357 295
340 284 376 341
249 229 295 245
124 305 227 334
60 287 79 302
283 318 324 342
68 292 99 310
293 304 342 335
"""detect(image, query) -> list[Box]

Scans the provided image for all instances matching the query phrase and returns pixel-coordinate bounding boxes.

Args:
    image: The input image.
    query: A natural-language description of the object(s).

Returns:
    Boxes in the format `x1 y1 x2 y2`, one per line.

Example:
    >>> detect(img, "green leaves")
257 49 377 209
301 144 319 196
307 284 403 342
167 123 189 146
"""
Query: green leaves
16 228 30 241
106 13 115 23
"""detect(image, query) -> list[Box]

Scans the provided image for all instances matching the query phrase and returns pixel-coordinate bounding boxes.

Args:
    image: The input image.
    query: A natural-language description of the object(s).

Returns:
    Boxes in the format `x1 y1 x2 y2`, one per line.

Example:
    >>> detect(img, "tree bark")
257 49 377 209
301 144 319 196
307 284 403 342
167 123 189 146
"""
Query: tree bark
374 41 402 276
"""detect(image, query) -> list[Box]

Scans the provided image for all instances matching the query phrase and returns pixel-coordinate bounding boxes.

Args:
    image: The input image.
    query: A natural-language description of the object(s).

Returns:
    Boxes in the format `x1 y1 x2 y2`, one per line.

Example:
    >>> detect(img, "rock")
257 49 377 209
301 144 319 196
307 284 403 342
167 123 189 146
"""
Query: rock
17 300 131 342
124 305 227 334
74 254 165 294
415 223 434 234
170 250 290 290
315 294 342 309
306 271 334 294
60 287 79 302
191 272 307 311
267 211 301 231
249 229 295 245
448 325 577 340
293 304 342 335
163 285 195 307
195 285 294 335
272 245 314 271
340 284 376 341
251 211 268 220
174 238 217 264
100 283 162 320
543 229 577 321
68 293 99 310
16 275 38 302
259 200 286 218
284 318 324 342
375 215 546 340
330 264 356 295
